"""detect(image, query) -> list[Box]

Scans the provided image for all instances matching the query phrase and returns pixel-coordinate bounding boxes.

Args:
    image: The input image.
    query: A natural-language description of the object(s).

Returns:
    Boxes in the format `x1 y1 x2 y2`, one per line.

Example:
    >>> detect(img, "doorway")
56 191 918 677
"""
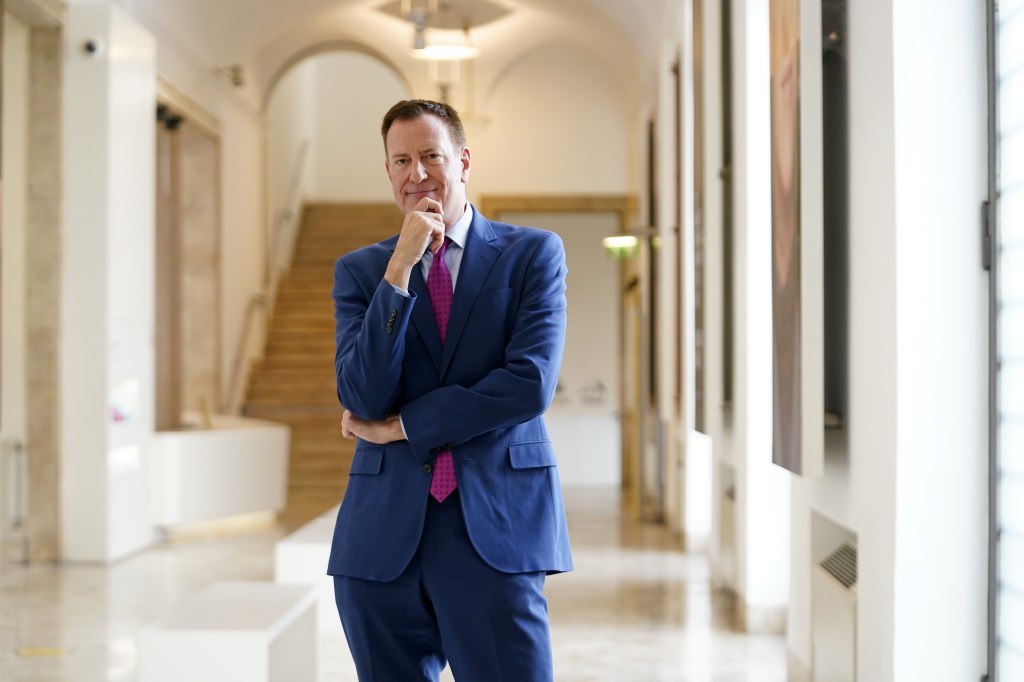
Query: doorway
154 102 222 430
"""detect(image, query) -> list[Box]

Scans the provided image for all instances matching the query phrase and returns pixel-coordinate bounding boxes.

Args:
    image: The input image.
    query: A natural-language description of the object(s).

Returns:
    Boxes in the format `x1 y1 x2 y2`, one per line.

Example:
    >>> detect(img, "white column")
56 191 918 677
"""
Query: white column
731 0 790 631
62 0 156 562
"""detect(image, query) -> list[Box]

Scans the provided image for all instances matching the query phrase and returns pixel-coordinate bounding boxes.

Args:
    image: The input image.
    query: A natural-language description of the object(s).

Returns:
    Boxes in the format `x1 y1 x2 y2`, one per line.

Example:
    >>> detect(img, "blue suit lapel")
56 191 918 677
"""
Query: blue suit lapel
441 214 500 378
408 265 443 371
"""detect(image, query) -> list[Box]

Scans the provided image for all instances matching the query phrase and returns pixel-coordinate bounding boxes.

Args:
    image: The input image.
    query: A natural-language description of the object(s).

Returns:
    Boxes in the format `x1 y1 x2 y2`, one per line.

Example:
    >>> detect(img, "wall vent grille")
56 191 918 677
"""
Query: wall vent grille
819 543 857 589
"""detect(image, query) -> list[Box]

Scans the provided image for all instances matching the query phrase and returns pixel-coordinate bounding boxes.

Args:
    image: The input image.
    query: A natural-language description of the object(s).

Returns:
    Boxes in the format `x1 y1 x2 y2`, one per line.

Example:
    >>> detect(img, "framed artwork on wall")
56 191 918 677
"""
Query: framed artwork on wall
769 0 825 476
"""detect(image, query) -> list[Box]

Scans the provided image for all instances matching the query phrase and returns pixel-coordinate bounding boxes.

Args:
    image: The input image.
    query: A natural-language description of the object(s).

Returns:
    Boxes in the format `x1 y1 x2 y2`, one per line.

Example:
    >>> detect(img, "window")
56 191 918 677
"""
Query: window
994 0 1024 678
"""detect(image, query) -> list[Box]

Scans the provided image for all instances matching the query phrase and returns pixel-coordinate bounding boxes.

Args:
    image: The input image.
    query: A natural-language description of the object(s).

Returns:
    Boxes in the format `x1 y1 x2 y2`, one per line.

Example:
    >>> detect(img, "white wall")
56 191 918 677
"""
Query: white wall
787 0 901 672
890 0 988 678
471 43 632 199
724 0 790 631
281 42 637 206
504 211 621 487
266 56 316 245
62 1 157 561
2 15 30 444
785 0 989 679
120 4 271 412
701 0 791 629
309 52 407 201
1 14 31 537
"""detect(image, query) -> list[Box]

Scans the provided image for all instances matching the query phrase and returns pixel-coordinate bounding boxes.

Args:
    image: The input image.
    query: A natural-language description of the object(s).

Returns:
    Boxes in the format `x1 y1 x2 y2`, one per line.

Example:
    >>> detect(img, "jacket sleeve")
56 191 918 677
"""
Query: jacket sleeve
399 231 566 462
333 256 416 420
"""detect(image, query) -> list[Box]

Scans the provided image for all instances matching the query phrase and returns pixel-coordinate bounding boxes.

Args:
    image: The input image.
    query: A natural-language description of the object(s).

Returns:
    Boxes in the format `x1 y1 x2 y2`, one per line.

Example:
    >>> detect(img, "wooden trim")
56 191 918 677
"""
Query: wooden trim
478 194 638 231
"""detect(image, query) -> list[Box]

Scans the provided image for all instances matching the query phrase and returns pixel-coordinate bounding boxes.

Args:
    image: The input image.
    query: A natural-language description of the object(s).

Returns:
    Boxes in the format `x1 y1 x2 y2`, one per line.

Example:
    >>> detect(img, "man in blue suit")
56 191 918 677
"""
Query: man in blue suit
329 99 572 681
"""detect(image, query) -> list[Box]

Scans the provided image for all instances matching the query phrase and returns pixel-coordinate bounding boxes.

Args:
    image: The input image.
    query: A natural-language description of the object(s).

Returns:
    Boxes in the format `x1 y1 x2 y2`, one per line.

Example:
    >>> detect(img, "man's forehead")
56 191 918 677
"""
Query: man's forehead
387 117 453 149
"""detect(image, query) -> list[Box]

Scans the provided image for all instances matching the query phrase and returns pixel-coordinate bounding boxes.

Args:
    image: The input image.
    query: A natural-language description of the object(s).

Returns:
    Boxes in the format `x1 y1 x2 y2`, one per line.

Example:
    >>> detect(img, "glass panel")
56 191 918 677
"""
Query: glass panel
1003 129 1024 190
996 0 1024 675
998 642 1024 682
1002 188 1024 244
1001 244 1024 302
1001 360 1024 418
998 584 1024 667
1002 532 1024 593
1003 69 1024 130
1003 418 1024 476
1002 303 1024 361
1001 473 1024 537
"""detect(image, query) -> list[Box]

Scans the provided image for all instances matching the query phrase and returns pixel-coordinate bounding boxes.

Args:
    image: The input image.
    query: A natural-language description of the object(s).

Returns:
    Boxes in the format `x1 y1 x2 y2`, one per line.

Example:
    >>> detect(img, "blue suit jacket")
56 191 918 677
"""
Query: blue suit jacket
327 209 573 581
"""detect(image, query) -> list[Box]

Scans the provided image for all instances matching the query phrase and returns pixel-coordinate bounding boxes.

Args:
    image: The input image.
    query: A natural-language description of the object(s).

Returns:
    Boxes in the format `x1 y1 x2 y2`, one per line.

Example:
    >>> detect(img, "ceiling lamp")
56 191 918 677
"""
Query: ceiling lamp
412 28 480 60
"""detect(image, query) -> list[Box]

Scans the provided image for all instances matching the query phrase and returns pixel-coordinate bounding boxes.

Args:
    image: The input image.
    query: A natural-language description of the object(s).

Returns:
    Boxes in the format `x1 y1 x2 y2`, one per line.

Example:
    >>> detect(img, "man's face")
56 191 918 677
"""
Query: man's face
385 114 470 229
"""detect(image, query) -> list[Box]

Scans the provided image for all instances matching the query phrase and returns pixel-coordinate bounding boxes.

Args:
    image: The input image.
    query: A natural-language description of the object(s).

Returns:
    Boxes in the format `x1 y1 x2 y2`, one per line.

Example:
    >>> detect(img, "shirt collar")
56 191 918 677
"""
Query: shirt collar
445 202 473 250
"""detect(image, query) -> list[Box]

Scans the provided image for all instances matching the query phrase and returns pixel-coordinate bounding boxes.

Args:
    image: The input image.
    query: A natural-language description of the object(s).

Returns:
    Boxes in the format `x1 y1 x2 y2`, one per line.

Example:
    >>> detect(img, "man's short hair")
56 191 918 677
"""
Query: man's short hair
381 99 467 152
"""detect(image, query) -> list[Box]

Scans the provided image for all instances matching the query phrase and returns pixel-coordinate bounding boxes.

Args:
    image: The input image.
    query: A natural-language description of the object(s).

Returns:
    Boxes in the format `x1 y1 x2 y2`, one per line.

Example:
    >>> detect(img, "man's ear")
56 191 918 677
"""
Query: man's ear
460 147 471 182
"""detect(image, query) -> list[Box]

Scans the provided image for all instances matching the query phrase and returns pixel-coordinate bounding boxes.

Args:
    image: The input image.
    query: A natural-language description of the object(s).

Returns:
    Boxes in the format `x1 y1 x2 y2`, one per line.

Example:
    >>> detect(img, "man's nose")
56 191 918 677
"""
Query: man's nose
410 160 428 181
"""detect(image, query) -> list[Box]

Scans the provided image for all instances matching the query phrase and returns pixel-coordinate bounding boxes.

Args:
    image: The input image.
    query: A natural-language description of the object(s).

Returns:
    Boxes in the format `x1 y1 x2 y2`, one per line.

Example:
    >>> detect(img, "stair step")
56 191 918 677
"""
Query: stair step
247 385 337 403
244 202 401 522
243 404 340 420
265 343 335 358
249 370 336 387
256 355 334 370
273 301 334 315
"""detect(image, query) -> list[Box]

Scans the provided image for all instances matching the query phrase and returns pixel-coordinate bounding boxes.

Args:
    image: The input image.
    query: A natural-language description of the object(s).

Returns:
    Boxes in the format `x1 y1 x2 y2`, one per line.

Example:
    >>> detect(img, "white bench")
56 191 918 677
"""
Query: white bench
139 581 319 682
275 507 342 636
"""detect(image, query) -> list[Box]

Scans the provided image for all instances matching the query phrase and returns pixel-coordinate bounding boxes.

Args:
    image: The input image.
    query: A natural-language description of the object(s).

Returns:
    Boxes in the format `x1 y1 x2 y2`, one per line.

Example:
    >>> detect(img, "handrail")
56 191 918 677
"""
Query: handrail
225 138 311 414
222 292 267 414
266 139 312 289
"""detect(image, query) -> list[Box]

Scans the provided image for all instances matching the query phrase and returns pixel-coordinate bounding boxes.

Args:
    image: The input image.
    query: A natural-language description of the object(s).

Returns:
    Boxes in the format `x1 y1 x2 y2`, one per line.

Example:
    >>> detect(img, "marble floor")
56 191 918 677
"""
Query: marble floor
0 489 787 681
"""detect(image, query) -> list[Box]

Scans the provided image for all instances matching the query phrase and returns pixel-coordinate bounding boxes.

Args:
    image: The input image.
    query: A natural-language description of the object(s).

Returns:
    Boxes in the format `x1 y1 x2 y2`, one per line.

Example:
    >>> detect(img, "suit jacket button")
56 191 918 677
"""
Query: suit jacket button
422 464 433 474
386 322 394 334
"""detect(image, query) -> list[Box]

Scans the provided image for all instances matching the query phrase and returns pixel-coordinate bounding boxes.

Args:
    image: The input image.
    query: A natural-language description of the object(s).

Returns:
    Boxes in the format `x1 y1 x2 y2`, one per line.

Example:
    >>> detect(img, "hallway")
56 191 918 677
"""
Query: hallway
0 488 786 681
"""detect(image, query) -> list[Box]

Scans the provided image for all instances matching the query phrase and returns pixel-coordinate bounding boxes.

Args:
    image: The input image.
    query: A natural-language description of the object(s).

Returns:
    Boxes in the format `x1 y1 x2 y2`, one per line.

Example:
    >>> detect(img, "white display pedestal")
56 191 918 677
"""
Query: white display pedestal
139 581 319 682
152 413 290 528
275 507 341 636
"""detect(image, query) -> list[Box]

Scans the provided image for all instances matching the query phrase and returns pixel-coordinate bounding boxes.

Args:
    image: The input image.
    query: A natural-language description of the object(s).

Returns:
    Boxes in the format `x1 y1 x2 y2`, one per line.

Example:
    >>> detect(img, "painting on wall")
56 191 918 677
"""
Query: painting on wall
1 5 5 426
770 0 802 473
770 0 824 476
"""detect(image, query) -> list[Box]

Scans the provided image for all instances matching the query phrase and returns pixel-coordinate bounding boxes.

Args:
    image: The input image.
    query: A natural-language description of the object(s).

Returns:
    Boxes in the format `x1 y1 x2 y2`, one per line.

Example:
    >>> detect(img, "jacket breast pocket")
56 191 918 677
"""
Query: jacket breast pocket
508 441 557 469
349 448 383 475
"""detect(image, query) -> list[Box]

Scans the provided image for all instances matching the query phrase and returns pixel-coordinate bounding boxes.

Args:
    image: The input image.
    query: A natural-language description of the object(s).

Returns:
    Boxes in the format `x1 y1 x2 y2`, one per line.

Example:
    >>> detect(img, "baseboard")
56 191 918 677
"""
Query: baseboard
737 600 787 634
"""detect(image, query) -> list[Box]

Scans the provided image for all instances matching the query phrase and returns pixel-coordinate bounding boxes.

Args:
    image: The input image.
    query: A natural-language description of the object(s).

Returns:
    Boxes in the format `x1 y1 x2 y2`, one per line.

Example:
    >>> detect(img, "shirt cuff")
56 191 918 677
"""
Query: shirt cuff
398 413 409 440
389 282 411 298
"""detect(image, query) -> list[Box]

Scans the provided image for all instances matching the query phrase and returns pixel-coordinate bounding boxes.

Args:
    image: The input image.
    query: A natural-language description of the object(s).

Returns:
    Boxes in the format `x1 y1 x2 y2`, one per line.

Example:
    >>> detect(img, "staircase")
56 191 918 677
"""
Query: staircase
244 202 403 529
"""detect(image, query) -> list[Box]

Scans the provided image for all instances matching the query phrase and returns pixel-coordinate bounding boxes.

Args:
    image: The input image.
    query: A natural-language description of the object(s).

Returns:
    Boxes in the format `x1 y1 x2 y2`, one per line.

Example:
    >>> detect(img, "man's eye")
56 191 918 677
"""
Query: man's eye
393 159 408 166
426 154 444 164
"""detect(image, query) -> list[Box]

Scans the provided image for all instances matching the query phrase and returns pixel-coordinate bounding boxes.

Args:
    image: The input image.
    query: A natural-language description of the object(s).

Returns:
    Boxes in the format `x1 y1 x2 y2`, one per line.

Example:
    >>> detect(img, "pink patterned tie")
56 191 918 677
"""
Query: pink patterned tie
426 239 457 502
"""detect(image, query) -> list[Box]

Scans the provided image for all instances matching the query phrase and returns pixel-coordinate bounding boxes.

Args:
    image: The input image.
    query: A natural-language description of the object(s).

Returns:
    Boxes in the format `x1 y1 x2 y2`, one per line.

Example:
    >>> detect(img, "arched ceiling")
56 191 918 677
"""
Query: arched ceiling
127 0 676 106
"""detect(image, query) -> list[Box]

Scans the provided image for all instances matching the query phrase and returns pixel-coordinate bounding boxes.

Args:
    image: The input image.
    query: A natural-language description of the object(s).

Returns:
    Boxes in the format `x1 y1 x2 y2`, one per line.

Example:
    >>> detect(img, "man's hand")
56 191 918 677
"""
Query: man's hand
341 410 407 445
385 197 445 291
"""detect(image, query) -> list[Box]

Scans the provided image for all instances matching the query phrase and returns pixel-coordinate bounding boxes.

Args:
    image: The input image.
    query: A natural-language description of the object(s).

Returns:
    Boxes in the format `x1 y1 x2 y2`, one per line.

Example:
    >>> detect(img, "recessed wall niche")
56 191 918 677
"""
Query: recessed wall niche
821 0 848 440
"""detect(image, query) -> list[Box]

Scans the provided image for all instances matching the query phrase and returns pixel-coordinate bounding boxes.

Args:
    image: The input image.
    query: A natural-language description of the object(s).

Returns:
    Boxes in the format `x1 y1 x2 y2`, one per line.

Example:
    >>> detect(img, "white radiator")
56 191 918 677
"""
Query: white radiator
812 542 857 682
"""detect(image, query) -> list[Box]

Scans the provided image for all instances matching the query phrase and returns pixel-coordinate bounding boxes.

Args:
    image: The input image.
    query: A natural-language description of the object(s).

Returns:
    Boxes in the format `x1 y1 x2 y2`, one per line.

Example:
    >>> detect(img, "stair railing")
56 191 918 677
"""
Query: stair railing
223 139 311 415
266 139 312 291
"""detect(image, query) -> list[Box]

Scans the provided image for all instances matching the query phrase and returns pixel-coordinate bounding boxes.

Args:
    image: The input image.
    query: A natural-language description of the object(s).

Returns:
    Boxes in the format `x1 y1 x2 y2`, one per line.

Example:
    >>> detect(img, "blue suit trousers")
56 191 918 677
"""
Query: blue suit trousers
333 491 553 682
